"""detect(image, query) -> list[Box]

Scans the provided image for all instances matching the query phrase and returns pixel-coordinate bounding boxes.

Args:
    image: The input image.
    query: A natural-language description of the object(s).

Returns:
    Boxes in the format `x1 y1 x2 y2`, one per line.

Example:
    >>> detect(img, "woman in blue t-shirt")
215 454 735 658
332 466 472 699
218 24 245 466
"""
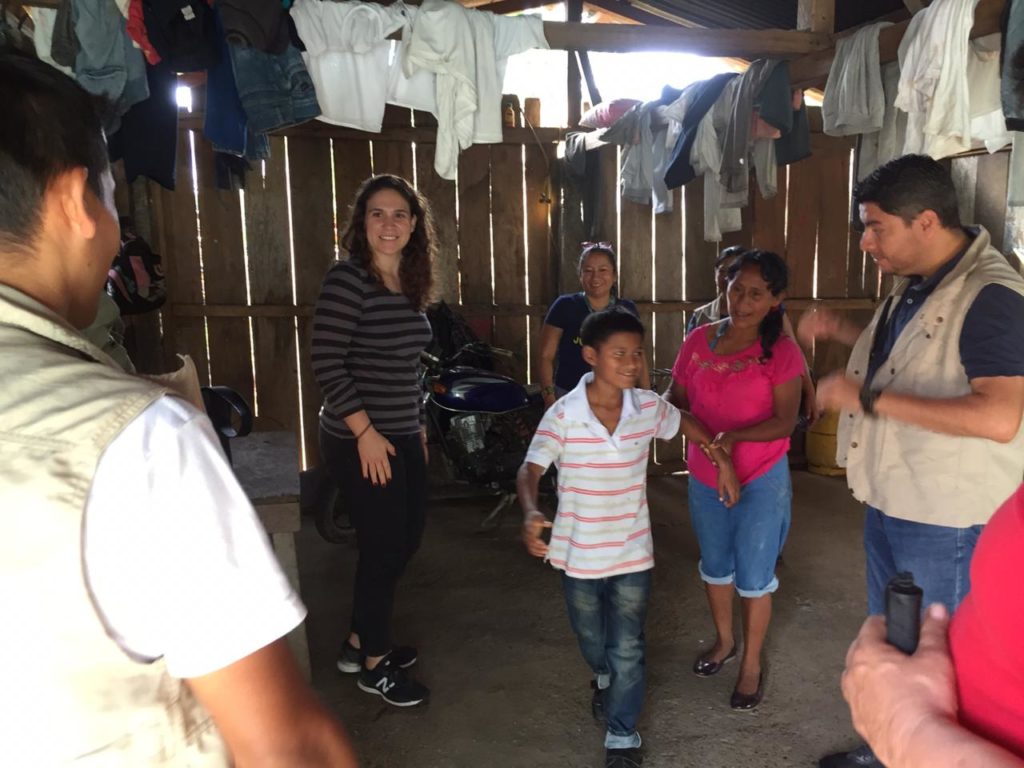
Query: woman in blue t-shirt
538 242 650 408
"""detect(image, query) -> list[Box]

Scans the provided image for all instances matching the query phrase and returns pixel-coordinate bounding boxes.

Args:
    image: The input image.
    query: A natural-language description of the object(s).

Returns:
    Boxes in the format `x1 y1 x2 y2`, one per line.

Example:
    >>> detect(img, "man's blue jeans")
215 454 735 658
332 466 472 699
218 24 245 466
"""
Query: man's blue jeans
562 569 651 750
864 506 983 615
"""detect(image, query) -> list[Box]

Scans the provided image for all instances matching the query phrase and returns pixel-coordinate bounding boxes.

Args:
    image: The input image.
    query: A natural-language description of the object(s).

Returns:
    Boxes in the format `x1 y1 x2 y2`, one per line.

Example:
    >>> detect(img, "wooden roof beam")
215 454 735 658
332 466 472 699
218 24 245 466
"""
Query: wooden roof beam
797 0 835 34
790 0 1004 88
542 23 830 55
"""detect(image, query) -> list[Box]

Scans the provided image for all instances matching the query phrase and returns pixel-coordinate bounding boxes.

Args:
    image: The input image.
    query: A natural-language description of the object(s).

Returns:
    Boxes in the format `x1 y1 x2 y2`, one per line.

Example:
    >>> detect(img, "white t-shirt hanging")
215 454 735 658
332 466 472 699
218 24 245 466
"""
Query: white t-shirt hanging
387 6 438 116
291 0 405 133
471 13 548 143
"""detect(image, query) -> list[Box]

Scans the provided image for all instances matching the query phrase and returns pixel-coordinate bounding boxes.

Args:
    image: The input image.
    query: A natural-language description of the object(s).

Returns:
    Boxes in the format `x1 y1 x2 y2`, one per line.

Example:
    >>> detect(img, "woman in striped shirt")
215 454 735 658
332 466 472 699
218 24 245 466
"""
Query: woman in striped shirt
312 175 435 708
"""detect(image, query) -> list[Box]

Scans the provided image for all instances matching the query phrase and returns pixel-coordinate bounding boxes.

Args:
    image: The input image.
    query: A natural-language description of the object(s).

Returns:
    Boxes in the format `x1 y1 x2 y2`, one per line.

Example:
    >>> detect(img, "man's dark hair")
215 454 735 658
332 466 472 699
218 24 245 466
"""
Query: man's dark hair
853 154 961 229
0 52 110 249
580 307 645 349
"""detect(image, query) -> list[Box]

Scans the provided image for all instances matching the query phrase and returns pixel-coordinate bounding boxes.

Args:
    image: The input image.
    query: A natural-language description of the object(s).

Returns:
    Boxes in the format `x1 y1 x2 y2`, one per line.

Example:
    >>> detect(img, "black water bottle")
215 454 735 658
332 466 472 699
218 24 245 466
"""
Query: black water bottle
885 572 923 654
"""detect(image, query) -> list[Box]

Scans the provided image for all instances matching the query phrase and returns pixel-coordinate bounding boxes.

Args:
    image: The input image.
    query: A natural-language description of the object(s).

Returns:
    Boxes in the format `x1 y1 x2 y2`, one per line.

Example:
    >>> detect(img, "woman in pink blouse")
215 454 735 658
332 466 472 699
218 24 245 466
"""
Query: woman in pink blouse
667 250 803 711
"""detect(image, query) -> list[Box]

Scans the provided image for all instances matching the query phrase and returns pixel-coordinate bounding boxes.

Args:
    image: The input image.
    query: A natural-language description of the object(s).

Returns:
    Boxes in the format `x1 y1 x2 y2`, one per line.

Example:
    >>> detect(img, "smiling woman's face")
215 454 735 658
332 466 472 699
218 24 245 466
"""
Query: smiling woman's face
579 250 616 298
364 188 416 260
726 264 780 331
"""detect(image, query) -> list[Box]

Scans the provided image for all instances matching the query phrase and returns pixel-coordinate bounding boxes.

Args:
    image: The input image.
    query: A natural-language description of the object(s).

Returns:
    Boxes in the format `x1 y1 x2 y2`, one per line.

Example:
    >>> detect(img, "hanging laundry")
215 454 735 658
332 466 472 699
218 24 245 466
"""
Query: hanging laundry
1001 0 1024 131
388 5 438 115
73 0 149 133
50 0 78 68
967 33 1011 152
563 132 605 240
663 72 737 189
896 0 979 158
822 21 892 137
30 8 73 75
126 0 160 65
291 0 404 133
401 0 547 179
220 0 291 54
108 61 178 190
229 43 320 135
720 59 782 201
141 0 220 72
857 62 908 180
469 12 547 143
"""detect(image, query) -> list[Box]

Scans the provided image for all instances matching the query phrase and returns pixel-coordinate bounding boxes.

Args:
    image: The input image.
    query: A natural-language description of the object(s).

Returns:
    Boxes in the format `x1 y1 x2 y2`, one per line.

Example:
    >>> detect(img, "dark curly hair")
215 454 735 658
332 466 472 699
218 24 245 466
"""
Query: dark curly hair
726 249 788 360
340 174 435 311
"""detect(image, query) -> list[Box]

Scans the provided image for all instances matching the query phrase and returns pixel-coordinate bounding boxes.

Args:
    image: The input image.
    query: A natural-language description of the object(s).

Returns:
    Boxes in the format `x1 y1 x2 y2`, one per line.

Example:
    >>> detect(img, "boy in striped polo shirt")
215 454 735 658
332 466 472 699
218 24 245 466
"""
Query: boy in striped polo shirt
517 309 681 768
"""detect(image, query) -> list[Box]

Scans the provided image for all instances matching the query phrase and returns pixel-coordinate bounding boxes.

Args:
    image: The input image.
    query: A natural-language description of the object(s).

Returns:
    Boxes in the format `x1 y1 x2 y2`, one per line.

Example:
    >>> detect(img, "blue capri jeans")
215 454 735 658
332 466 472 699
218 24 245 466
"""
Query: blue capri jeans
687 456 792 598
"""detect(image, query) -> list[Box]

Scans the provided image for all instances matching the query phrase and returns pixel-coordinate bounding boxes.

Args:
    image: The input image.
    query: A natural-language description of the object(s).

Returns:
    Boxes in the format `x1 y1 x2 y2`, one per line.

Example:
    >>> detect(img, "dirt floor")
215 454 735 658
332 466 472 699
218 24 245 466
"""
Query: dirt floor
297 470 869 768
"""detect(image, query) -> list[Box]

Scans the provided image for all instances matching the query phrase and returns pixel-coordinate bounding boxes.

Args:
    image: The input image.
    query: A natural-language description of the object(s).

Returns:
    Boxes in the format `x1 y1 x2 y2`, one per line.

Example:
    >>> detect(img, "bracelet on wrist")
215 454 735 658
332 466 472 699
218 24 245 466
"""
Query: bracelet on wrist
859 386 880 416
355 423 373 440
541 385 555 397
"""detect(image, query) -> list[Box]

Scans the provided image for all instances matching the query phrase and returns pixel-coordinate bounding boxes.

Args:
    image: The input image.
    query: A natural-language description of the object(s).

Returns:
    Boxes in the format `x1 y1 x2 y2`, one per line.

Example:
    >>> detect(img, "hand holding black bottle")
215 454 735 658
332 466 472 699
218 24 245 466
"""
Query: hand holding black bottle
885 571 923 654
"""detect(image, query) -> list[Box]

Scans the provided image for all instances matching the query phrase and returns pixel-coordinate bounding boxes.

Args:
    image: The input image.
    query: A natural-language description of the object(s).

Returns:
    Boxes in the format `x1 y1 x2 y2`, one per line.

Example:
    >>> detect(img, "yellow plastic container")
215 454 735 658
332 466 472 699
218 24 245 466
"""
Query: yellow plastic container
806 410 846 477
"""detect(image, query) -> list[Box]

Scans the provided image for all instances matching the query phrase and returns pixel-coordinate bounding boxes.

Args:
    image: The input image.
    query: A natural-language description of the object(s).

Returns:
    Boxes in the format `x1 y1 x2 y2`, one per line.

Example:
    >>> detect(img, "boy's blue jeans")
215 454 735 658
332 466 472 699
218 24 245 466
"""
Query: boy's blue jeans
562 569 651 750
864 506 983 615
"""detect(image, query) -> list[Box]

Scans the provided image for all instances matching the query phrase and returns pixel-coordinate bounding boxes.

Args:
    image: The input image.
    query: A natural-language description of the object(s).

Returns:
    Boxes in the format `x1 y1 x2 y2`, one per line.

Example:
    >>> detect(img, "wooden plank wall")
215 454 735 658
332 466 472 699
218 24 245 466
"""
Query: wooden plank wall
150 109 558 469
144 104 906 473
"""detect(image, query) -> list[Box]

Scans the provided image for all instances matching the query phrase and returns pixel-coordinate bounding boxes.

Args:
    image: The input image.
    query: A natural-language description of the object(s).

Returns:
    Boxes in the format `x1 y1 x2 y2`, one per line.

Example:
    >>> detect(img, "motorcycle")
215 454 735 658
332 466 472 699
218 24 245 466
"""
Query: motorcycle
312 340 548 542
421 341 547 526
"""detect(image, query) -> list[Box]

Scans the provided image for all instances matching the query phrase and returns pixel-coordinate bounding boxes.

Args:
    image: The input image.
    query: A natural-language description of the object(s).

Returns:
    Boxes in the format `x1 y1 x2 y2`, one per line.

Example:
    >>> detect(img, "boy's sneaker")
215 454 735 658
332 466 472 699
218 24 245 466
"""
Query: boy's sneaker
357 655 429 707
605 748 643 768
590 680 606 722
336 641 418 674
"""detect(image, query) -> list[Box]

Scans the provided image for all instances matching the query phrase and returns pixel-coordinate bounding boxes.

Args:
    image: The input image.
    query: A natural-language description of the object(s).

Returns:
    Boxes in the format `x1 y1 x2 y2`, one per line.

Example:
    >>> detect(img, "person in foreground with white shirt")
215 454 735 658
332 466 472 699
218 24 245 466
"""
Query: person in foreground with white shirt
518 308 728 768
0 52 357 767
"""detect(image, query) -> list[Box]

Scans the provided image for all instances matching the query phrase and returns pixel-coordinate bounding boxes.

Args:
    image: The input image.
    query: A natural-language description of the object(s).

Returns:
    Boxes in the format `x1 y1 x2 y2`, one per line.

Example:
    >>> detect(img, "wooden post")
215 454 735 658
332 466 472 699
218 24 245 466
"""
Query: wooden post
566 0 583 128
797 0 835 34
578 50 602 106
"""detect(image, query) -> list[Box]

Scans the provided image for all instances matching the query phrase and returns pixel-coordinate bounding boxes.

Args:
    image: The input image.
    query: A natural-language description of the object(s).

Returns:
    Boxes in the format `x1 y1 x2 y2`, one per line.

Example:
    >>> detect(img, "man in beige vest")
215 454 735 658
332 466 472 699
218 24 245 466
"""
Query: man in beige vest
0 53 358 766
800 154 1024 768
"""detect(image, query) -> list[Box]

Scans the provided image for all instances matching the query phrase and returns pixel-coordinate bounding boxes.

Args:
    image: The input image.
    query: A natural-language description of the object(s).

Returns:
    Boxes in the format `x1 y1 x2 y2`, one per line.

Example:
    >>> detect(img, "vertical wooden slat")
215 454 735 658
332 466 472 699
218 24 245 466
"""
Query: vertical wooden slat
619 200 653 302
372 140 415 182
525 144 555 383
333 140 373 239
751 166 788 256
158 129 207 376
785 155 820 300
491 144 528 382
457 144 494 341
193 136 254 406
654 189 683 302
619 198 654 419
817 148 852 298
415 145 459 304
288 136 336 467
557 160 584 294
683 183 717 301
245 136 295 438
975 151 1010 253
597 145 619 247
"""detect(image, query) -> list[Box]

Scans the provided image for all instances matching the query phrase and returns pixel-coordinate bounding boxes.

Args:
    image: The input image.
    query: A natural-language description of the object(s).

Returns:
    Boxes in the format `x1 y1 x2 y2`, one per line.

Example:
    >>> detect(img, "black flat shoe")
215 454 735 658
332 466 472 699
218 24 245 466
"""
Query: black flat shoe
605 747 643 768
730 671 764 710
692 645 737 677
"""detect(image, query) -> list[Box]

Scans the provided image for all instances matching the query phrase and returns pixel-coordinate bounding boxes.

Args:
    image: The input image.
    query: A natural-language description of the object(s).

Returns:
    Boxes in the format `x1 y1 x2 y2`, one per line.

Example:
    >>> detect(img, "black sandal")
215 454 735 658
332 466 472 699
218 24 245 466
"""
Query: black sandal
692 645 737 677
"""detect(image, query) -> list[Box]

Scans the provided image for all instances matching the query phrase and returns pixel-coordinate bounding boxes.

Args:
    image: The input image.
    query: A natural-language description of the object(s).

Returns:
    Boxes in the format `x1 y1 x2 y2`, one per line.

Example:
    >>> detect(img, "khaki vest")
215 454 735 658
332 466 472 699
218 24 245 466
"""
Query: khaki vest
0 285 229 766
837 227 1024 527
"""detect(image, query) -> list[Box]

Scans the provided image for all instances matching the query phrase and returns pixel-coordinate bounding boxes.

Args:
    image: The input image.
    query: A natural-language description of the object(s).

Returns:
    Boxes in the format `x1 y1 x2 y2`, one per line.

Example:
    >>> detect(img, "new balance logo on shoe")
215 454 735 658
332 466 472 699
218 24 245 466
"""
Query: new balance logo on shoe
357 662 430 707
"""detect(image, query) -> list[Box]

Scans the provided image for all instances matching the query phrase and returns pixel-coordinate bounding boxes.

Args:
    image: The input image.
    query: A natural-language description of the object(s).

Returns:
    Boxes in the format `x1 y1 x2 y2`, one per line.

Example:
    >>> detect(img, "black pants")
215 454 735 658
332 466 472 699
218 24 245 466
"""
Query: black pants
320 428 427 658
